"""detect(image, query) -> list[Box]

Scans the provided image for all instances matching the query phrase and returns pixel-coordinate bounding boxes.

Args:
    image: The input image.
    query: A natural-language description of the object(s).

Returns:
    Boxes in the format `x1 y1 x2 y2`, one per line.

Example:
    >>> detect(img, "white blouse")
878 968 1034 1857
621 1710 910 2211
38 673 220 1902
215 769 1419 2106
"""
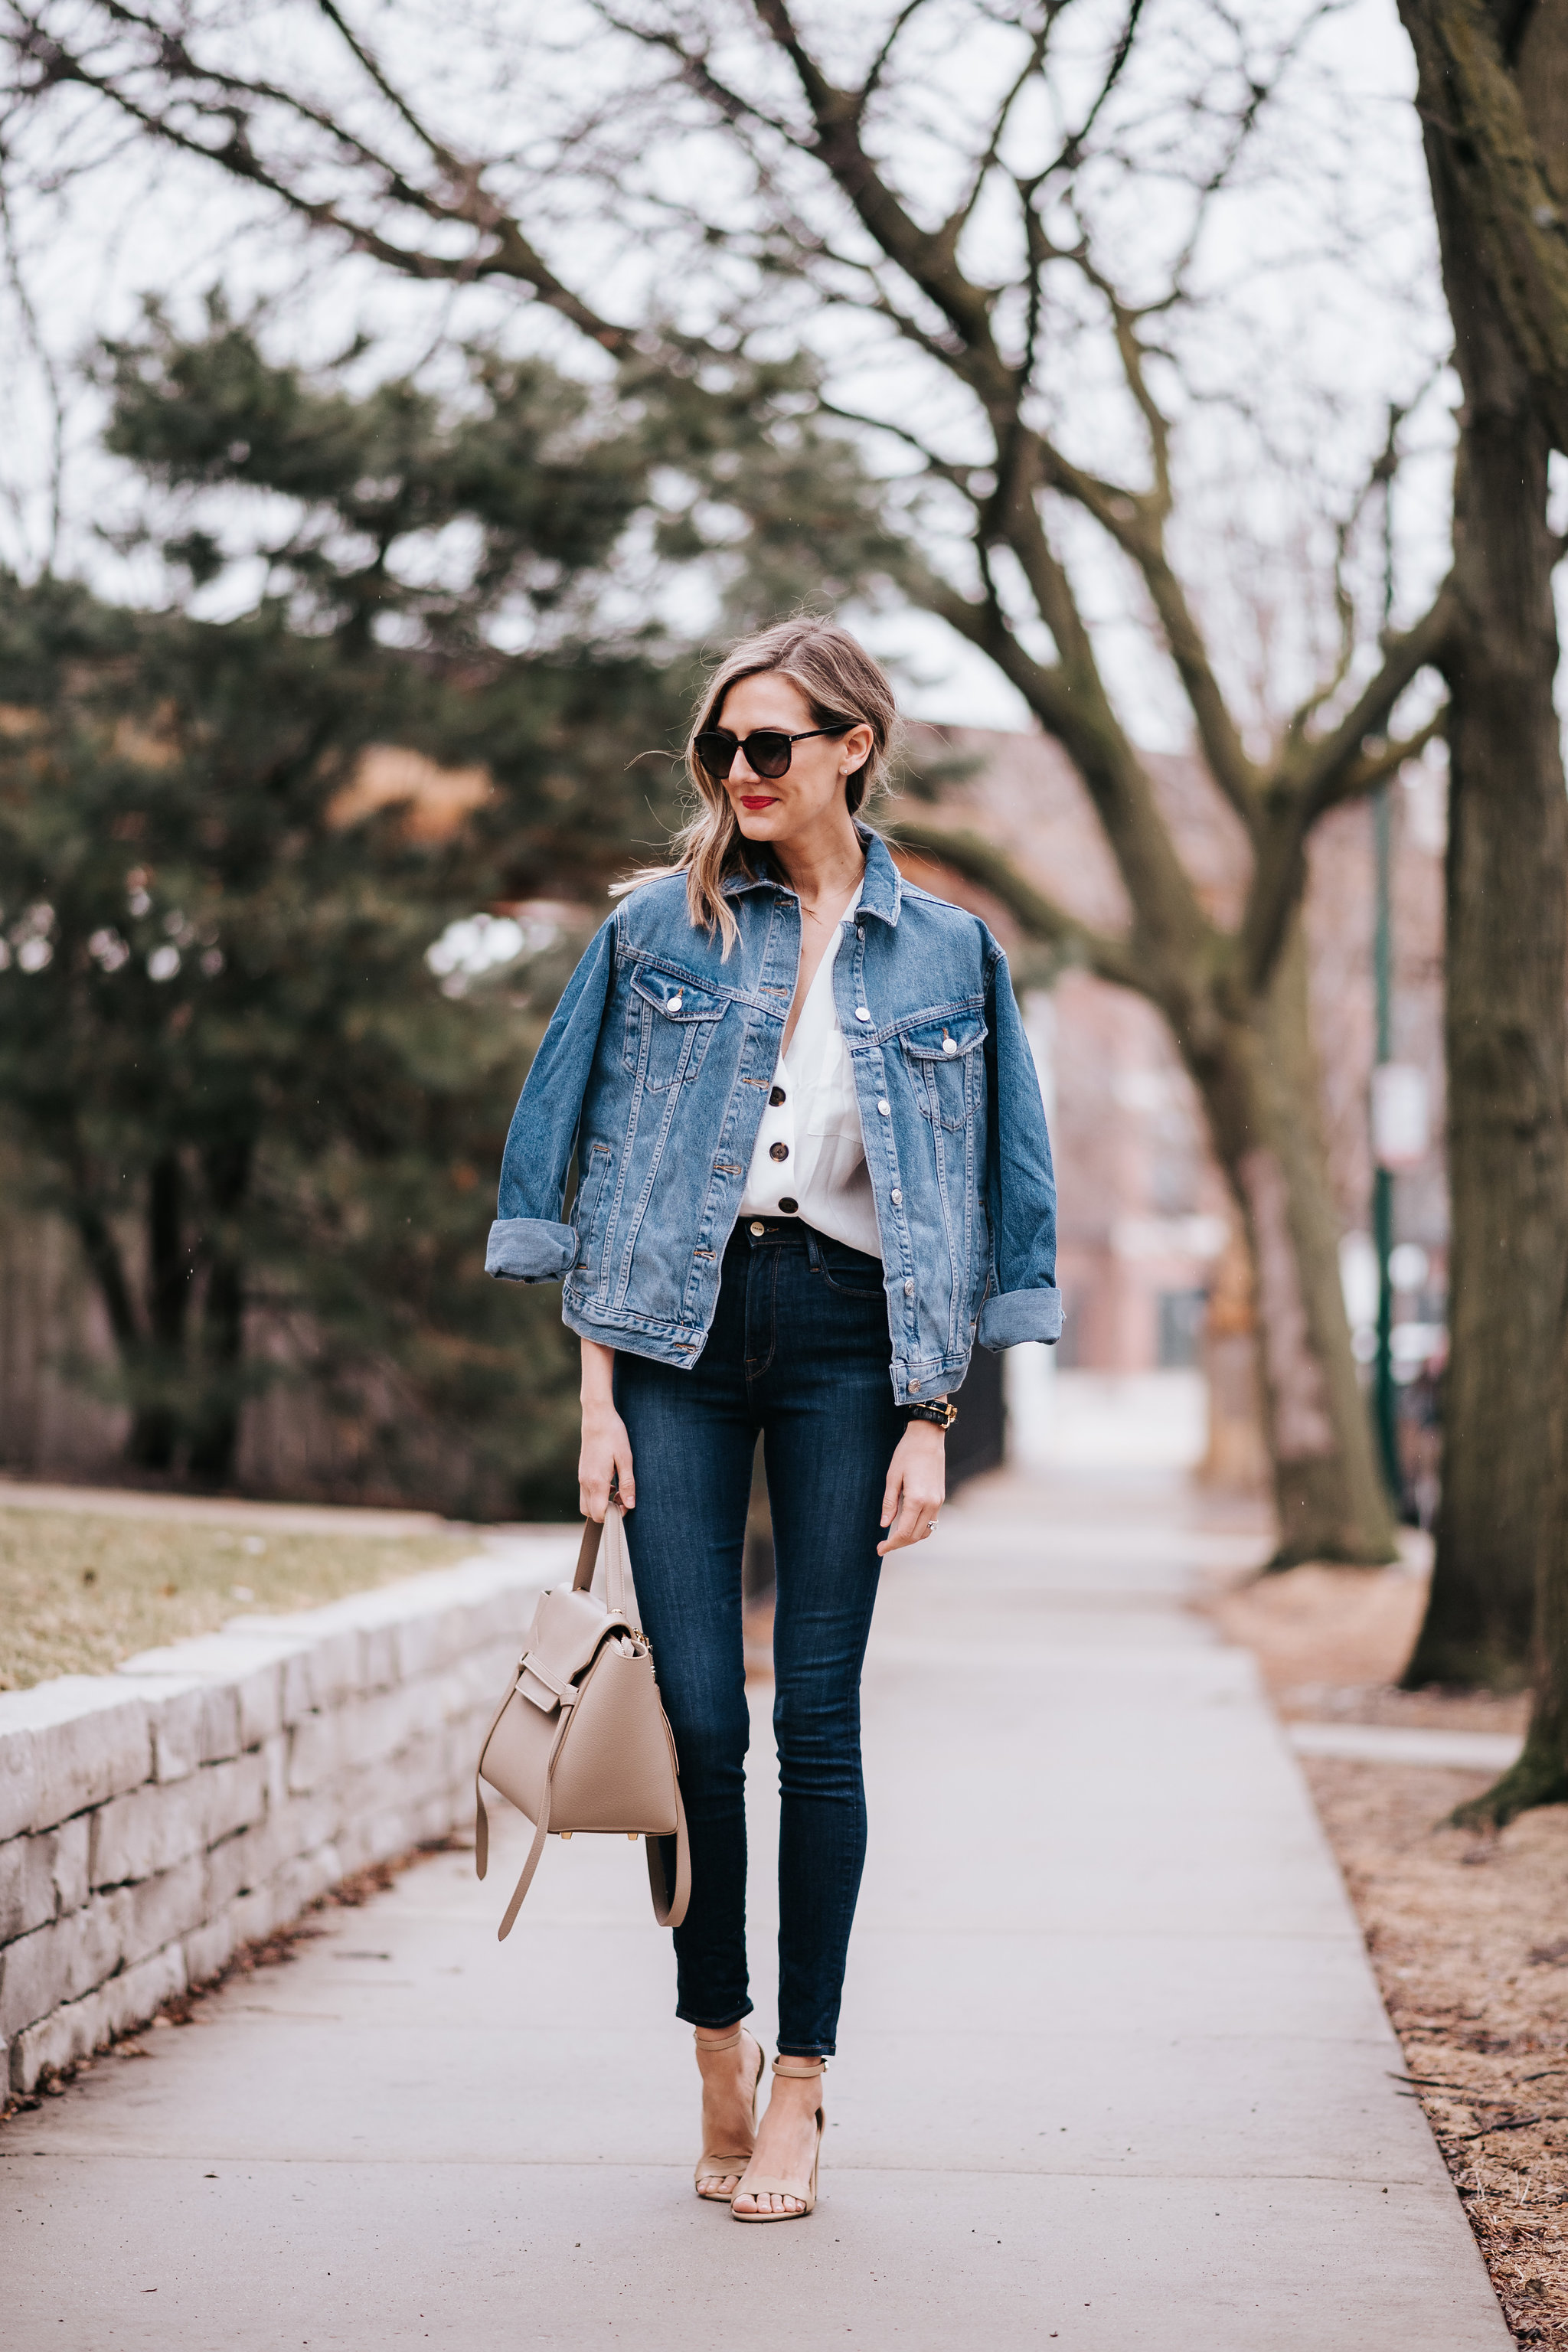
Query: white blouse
738 884 882 1259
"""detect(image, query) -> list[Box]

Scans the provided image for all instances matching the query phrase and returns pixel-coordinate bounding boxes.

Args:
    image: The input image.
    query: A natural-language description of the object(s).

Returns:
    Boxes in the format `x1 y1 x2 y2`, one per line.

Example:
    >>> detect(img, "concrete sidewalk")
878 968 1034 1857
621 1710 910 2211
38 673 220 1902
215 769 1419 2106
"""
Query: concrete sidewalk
1 1470 1509 2350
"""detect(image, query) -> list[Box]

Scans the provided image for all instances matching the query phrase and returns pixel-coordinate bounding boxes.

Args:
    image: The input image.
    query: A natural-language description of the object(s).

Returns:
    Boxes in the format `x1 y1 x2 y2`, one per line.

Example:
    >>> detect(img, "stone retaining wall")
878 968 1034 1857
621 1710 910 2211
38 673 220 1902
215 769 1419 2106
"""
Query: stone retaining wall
0 1537 571 2094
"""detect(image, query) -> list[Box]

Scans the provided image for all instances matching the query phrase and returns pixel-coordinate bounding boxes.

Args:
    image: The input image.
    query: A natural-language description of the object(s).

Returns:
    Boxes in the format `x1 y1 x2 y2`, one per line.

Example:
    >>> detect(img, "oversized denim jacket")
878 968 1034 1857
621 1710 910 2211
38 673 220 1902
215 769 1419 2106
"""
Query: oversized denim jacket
485 830 1062 1403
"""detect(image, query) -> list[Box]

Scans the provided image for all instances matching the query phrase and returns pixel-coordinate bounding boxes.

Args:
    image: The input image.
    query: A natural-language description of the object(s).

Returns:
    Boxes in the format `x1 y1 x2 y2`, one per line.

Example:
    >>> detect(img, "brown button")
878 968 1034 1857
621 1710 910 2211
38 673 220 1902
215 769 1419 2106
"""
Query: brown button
769 1141 789 1161
769 1085 786 1106
779 1197 798 1213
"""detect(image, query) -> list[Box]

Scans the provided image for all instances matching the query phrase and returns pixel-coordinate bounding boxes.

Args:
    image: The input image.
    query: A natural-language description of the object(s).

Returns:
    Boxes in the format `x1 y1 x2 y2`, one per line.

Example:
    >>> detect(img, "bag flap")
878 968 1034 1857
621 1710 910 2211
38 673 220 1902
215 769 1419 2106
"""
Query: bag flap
517 1665 561 1714
522 1581 629 1696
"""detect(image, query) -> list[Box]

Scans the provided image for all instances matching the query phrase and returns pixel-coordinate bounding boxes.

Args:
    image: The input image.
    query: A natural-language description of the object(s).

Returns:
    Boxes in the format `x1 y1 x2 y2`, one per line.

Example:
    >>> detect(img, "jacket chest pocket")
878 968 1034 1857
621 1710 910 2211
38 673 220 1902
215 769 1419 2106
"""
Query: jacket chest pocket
622 972 724 1094
900 1016 987 1131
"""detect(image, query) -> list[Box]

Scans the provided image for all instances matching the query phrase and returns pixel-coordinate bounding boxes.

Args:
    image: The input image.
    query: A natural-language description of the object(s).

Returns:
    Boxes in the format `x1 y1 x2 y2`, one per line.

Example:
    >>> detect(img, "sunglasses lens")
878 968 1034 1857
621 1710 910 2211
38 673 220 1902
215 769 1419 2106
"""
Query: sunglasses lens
747 733 792 779
695 732 737 781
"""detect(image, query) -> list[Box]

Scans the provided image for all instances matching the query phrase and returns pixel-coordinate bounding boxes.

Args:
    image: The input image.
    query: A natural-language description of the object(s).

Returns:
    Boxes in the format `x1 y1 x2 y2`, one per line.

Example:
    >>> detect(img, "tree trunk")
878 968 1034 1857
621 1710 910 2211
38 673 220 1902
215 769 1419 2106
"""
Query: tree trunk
1191 920 1398 1565
126 1148 189 1471
186 1138 251 1486
1400 60 1568 1686
1455 1271 1568 1825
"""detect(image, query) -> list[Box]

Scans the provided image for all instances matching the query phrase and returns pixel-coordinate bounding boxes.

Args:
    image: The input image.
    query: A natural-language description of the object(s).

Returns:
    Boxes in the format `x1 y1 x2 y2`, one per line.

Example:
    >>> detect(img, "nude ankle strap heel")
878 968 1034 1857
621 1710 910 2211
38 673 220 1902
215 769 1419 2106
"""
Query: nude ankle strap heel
730 2056 826 2223
693 2027 764 2203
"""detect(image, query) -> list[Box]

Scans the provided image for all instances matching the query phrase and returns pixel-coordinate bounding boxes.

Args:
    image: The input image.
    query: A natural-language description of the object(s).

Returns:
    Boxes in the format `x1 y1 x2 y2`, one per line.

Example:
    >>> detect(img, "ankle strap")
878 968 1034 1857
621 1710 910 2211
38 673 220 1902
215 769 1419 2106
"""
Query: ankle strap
695 2028 746 2053
772 2056 826 2077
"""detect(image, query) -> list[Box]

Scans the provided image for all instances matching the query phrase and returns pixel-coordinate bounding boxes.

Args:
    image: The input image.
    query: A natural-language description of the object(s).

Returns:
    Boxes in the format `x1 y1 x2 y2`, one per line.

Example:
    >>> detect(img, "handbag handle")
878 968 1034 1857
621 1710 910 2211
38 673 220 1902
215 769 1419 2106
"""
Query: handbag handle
572 1501 630 1619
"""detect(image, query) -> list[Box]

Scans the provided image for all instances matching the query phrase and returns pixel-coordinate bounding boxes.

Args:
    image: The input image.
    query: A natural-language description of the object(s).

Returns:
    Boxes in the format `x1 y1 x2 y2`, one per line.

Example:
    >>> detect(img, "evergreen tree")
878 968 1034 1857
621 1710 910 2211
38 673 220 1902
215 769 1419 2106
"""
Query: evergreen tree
0 310 902 1505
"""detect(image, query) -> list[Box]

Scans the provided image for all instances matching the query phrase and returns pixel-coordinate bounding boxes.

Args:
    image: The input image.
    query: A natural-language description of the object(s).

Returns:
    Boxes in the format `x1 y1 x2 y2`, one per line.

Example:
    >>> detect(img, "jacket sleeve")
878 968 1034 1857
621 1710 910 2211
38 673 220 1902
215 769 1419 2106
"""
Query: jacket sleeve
485 913 616 1284
977 946 1064 1350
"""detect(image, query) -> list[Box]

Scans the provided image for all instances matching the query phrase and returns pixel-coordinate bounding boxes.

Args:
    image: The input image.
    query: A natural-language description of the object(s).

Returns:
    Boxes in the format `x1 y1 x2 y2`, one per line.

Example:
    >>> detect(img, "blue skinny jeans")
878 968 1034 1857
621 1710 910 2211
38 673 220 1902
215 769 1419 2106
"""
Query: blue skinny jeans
614 1219 902 2056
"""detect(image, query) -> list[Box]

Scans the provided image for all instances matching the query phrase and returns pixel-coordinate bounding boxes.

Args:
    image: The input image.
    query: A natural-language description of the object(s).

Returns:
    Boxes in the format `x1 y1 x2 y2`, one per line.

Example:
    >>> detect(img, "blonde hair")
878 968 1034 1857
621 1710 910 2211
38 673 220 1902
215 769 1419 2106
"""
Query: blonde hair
612 618 899 952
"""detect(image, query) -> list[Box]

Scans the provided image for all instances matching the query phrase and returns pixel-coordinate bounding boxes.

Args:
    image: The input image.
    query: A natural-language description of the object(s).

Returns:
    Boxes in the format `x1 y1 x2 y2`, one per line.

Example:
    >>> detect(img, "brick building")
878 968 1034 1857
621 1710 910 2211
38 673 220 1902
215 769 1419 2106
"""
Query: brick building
900 724 1448 1388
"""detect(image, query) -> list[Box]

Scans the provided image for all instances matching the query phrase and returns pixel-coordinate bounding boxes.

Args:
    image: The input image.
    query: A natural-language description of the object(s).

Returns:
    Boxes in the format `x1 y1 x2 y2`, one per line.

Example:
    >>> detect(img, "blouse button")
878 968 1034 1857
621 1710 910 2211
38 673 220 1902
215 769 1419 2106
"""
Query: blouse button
877 1099 890 1116
769 1085 786 1106
769 1141 789 1161
890 1188 902 1206
854 1007 872 1023
779 1196 798 1213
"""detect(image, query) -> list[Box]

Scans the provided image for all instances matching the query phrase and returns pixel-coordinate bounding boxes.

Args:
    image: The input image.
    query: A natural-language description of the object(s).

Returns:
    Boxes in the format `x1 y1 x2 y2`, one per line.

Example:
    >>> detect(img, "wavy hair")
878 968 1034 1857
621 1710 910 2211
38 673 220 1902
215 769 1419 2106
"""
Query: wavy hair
612 618 899 952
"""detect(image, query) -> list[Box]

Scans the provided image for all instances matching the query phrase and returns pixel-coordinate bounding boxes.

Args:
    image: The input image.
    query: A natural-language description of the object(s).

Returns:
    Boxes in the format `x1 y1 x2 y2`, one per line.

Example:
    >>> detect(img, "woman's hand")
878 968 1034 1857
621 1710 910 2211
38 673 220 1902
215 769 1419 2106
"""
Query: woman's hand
877 1416 947 1555
579 1338 635 1521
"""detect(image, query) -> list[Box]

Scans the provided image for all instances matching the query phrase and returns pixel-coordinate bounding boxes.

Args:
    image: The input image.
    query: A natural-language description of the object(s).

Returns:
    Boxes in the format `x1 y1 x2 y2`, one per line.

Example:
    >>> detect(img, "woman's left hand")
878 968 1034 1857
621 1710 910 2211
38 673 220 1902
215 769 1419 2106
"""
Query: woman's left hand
877 1419 947 1555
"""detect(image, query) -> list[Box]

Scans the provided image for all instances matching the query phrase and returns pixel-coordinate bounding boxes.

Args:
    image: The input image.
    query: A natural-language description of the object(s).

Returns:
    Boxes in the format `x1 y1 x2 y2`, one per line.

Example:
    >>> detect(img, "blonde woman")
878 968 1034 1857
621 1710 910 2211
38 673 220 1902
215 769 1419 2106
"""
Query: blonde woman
488 619 1060 2219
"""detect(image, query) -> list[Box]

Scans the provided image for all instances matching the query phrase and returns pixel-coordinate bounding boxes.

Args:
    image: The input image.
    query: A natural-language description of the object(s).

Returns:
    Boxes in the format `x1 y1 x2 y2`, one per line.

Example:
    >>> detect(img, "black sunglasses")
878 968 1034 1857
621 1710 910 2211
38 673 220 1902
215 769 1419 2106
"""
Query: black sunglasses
694 724 852 784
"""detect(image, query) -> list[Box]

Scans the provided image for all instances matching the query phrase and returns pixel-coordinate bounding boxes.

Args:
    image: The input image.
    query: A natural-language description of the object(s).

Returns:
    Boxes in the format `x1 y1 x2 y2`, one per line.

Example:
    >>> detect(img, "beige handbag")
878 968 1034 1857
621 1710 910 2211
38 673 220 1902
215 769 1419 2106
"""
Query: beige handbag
474 1504 690 1939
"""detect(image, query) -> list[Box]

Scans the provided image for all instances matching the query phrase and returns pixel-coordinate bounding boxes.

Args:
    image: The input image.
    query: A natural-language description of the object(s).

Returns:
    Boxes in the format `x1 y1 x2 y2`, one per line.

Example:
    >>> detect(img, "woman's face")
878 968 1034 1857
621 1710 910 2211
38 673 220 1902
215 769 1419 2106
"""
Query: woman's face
710 672 874 849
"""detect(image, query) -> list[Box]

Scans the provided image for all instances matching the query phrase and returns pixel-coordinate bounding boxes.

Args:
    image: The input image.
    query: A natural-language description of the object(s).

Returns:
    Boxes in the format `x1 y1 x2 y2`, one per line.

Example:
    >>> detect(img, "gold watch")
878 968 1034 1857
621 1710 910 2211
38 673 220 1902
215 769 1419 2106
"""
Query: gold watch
905 1399 958 1430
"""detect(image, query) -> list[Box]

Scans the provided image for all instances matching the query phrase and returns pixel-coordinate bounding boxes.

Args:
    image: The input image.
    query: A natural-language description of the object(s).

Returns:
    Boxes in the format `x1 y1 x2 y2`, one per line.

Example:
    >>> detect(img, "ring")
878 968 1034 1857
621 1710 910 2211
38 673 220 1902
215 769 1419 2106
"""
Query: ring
926 1519 938 1533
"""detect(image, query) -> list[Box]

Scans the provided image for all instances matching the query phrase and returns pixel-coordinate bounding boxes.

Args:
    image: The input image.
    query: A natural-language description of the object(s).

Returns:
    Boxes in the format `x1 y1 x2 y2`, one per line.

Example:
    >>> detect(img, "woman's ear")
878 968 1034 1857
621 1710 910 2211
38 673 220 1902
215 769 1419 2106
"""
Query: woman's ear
839 724 874 776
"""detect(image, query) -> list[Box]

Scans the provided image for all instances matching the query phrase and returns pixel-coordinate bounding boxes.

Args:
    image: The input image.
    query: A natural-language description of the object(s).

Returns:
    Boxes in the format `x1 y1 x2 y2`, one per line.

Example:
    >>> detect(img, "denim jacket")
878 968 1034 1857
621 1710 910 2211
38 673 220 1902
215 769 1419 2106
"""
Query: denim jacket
486 830 1061 1403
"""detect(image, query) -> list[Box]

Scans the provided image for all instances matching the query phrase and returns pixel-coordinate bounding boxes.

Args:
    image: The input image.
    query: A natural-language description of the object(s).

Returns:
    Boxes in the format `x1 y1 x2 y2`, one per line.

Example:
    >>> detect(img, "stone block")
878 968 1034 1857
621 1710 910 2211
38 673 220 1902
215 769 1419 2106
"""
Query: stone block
53 1815 90 1915
90 1775 211 1889
183 1913 238 1988
204 1788 339 1913
286 1710 341 1795
90 1751 270 1890
0 1831 57 1943
261 1731 289 1815
0 1818 89 1943
8 1941 185 2094
441 1645 514 1723
224 1607 372 1701
0 1679 152 1839
118 1634 305 1749
0 1899 122 2038
145 1679 243 1782
107 1855 210 1967
201 1750 270 1847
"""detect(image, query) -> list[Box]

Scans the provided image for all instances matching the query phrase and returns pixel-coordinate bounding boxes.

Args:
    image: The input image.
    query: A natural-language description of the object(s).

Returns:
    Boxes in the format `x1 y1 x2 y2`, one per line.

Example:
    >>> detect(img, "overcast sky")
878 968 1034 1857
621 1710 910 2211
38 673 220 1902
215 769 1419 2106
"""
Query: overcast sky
0 0 1455 744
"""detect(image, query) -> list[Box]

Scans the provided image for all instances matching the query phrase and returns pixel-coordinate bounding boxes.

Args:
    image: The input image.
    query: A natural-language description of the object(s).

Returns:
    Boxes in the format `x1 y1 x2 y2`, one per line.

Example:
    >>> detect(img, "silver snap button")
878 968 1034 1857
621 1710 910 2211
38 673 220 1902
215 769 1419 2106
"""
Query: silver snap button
855 1007 872 1023
877 1098 890 1116
942 1036 958 1056
890 1188 902 1205
668 995 683 1013
909 1377 921 1390
857 926 865 941
903 1279 915 1296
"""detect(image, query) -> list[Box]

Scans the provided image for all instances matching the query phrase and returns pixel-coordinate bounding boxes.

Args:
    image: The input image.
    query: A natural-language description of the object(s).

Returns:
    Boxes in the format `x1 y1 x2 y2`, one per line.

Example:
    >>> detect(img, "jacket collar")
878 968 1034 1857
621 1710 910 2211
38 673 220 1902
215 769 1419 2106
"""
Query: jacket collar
721 825 903 926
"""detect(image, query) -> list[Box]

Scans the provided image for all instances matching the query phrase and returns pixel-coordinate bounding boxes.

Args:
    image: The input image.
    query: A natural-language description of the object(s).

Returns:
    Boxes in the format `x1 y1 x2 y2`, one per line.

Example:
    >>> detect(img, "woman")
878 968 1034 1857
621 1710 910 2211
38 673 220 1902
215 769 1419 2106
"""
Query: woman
487 619 1060 2220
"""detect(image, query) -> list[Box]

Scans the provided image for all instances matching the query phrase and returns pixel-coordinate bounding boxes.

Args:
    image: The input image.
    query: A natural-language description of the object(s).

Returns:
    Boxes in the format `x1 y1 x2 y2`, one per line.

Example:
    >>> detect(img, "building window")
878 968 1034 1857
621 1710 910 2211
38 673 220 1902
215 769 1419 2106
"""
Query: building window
1157 1288 1207 1369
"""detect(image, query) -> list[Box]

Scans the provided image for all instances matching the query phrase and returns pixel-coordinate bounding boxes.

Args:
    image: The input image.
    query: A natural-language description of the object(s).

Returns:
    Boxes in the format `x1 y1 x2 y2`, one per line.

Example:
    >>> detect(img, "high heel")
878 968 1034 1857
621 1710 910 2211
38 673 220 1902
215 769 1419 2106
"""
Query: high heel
730 2056 825 2222
694 2027 764 2202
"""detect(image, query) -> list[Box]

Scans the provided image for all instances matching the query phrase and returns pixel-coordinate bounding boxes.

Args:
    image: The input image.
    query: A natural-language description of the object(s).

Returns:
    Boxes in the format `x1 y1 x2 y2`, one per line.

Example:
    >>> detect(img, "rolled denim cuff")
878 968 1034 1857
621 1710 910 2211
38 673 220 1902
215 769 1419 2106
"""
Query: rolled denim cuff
485 1217 577 1282
978 1284 1063 1349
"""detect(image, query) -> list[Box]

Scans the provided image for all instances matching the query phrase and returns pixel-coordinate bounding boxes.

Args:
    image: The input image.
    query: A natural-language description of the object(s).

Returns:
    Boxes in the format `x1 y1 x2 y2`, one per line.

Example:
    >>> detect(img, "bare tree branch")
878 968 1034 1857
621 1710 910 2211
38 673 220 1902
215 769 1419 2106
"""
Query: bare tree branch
884 815 1145 988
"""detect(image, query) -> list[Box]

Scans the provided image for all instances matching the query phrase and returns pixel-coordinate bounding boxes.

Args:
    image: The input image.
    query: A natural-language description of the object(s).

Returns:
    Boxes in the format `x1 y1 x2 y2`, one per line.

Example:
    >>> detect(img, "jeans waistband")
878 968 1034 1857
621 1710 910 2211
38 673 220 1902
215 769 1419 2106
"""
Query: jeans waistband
727 1219 884 1277
730 1216 813 1250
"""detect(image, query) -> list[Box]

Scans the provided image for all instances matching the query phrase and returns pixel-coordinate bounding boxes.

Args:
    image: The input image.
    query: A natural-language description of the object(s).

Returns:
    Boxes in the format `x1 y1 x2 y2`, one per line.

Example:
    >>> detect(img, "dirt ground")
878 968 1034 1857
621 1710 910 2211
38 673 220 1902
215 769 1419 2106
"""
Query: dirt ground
1207 1557 1565 2348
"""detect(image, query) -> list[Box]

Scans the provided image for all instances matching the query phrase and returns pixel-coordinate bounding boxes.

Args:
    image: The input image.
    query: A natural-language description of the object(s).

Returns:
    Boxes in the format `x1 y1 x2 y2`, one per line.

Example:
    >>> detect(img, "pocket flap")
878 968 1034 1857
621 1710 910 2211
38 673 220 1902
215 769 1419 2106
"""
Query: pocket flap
629 970 722 1023
899 1014 987 1062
